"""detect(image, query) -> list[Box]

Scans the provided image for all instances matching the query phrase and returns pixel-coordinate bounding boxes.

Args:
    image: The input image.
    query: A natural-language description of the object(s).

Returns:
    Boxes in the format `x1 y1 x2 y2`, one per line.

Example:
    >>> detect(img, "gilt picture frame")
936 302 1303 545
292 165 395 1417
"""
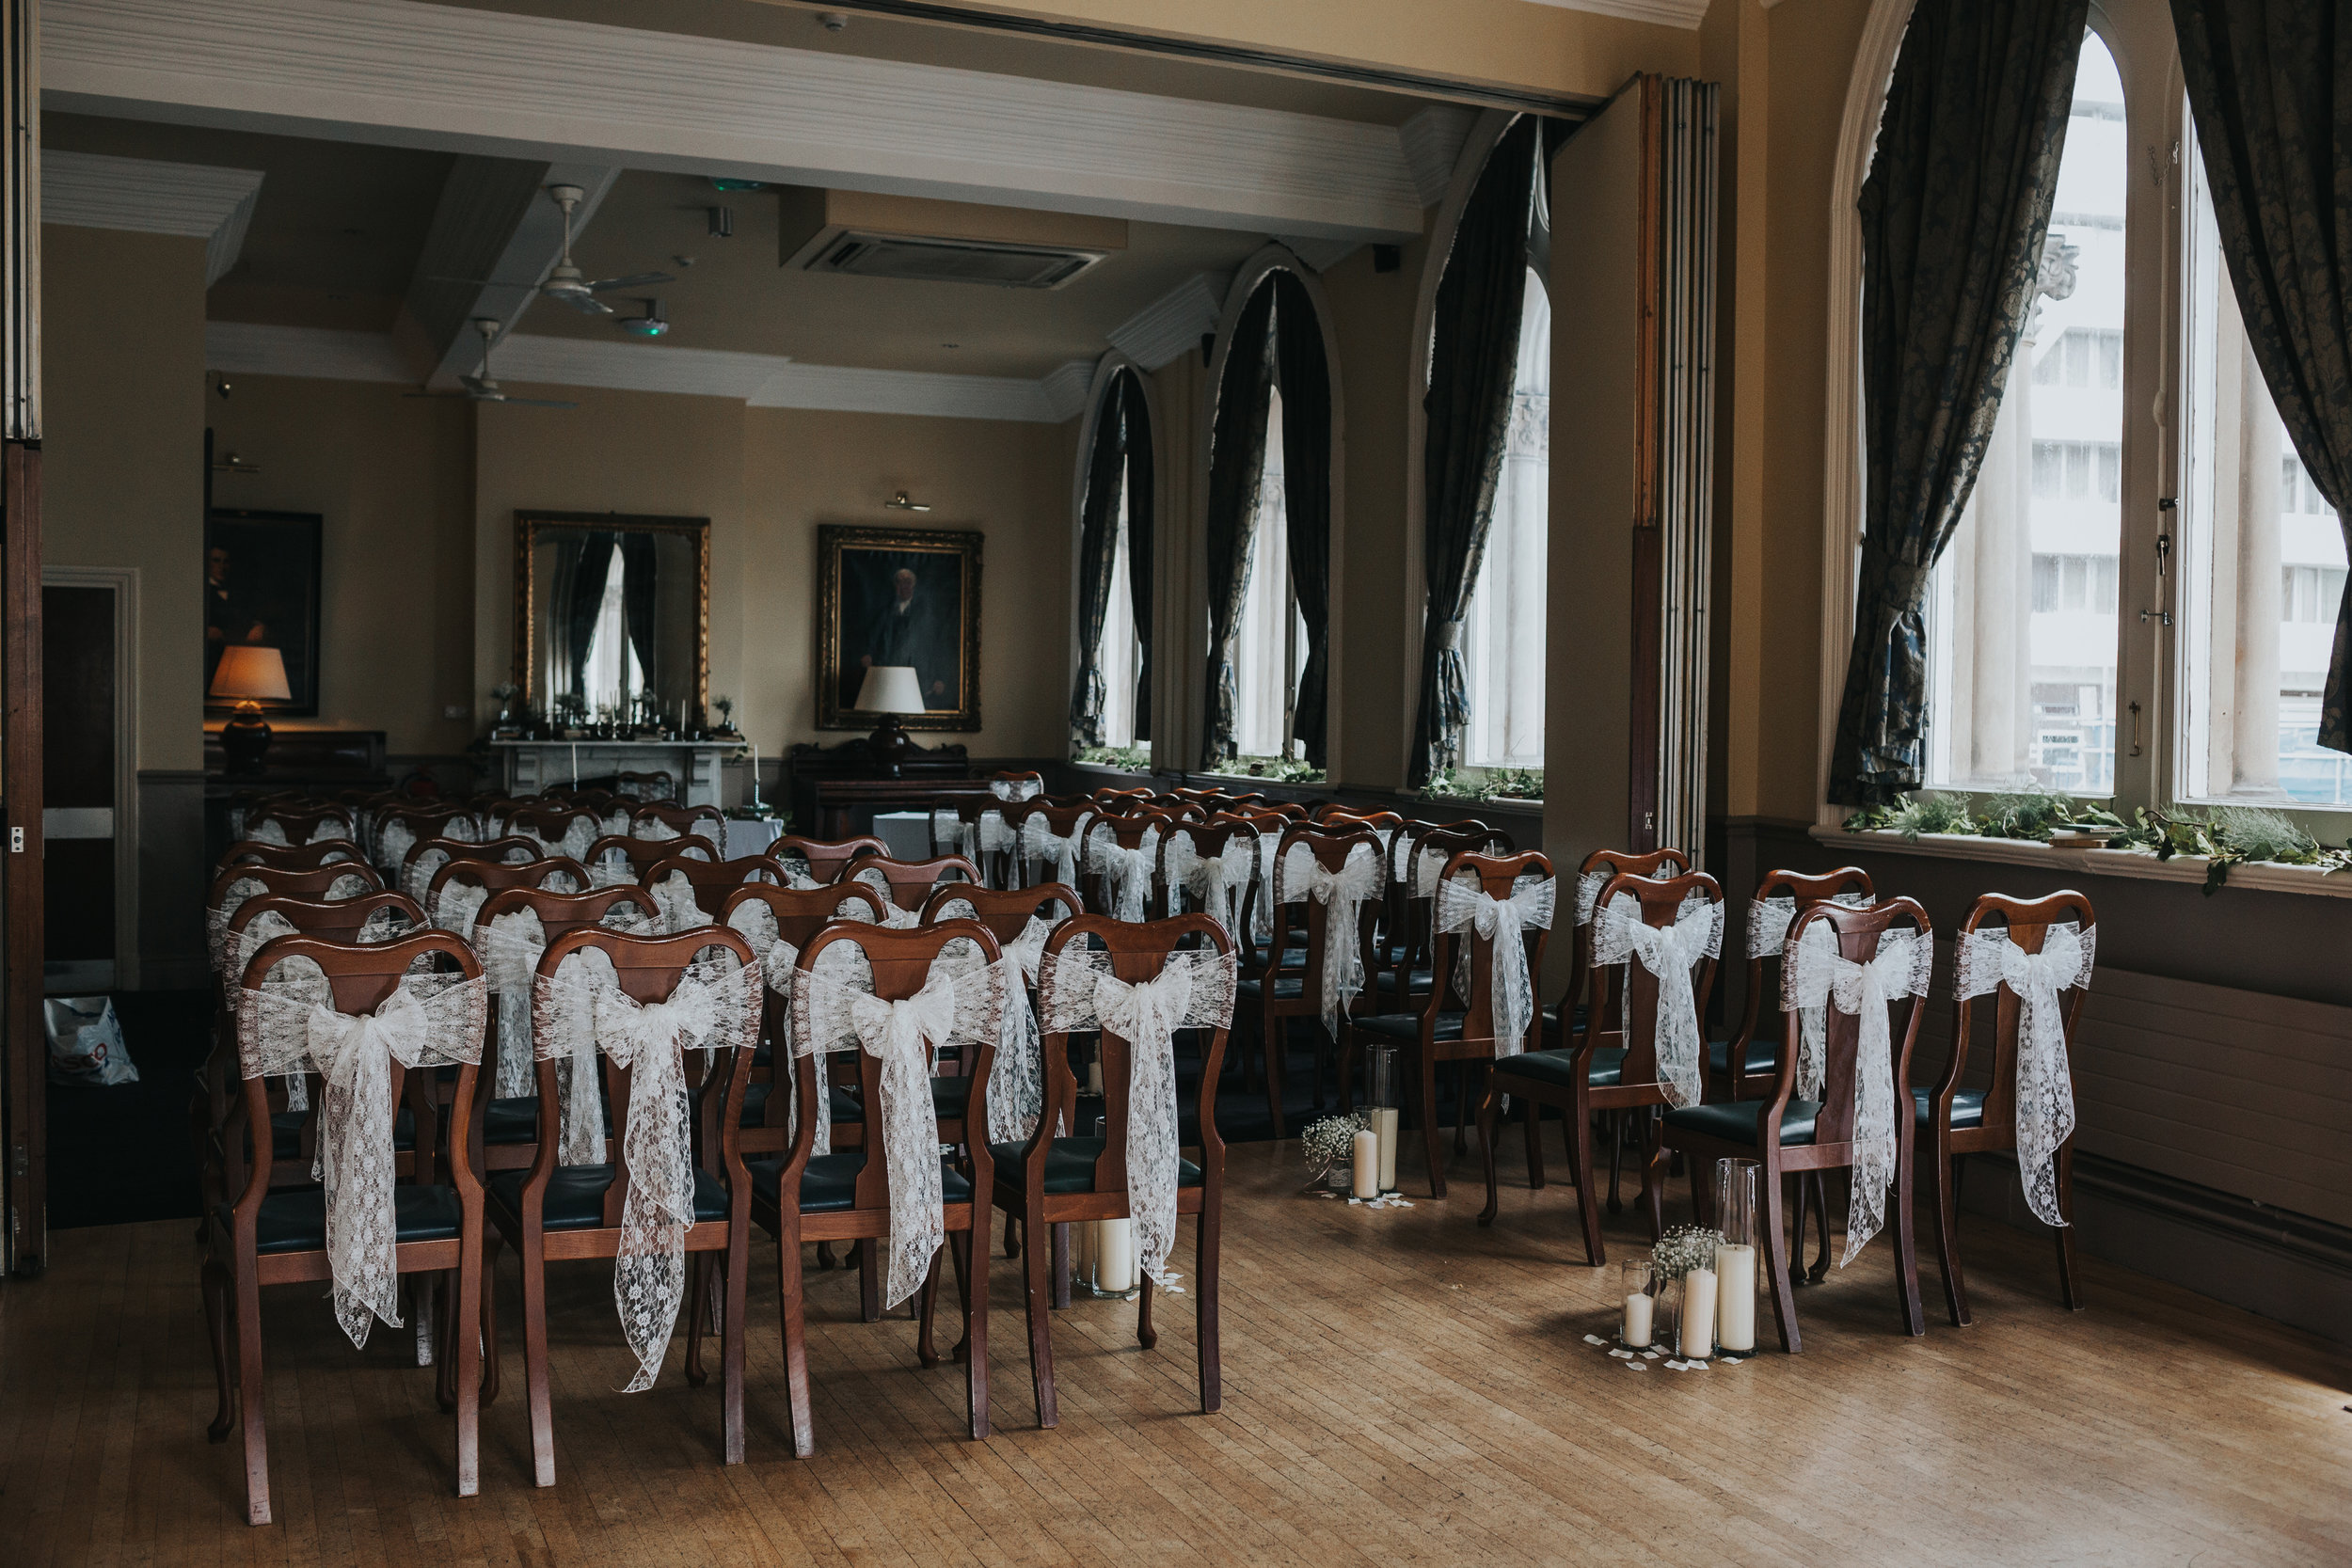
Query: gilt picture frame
816 523 982 731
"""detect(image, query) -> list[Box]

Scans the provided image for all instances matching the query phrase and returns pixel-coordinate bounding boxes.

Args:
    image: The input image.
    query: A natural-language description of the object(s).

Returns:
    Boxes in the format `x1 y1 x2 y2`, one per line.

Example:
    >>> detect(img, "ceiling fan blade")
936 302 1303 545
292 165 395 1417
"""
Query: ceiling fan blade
547 287 614 315
587 271 675 293
500 395 578 408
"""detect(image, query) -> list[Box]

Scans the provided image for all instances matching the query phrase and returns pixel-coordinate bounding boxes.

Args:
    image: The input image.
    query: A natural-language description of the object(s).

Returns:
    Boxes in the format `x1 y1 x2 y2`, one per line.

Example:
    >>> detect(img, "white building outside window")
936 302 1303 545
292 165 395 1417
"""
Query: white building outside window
1232 387 1303 760
1459 268 1550 770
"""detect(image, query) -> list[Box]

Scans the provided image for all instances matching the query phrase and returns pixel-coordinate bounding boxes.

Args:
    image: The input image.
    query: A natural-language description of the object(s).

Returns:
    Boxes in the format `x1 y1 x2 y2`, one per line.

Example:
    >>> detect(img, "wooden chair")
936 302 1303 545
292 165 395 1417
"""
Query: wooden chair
775 833 887 885
503 803 608 857
485 925 760 1483
1006 804 1093 889
1479 867 1722 1262
643 851 790 930
245 800 357 847
1381 822 1513 1014
930 796 1019 887
631 800 726 842
215 837 365 874
200 928 487 1526
714 880 891 1162
614 768 675 800
1345 850 1552 1197
585 832 715 885
988 768 1045 799
1921 890 2095 1325
750 920 1005 1451
1655 897 1931 1352
1082 816 1166 920
423 853 587 927
206 861 385 976
991 913 1232 1429
399 832 544 905
1157 820 1264 949
1238 827 1384 1132
845 853 980 912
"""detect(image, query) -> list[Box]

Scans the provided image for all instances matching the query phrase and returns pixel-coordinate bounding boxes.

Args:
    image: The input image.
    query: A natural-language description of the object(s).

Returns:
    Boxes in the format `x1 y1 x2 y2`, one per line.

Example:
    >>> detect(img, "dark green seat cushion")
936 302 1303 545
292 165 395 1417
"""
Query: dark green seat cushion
1538 1004 1591 1033
216 1183 462 1256
1492 1046 1628 1090
1661 1098 1820 1147
1371 970 1434 996
1707 1038 1783 1078
272 1107 414 1161
747 1151 972 1212
1352 1011 1466 1043
485 1164 731 1230
988 1135 1203 1195
1235 974 1305 1002
1912 1087 1986 1130
484 1096 539 1146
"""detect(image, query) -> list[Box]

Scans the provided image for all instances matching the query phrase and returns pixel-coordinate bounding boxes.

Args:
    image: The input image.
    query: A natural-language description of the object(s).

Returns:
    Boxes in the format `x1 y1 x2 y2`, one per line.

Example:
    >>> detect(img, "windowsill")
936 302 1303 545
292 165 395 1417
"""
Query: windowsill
1403 789 1546 814
1812 824 2352 900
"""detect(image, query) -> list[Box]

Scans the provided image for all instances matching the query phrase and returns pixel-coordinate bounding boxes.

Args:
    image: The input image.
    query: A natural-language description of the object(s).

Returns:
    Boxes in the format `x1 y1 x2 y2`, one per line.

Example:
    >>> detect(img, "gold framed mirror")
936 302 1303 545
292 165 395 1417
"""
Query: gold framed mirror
513 511 709 724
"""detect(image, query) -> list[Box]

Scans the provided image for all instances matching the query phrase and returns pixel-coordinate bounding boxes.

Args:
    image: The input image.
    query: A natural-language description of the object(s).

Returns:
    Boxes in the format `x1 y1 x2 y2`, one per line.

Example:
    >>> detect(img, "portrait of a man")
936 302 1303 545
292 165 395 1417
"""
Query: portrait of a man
818 525 982 730
204 510 323 715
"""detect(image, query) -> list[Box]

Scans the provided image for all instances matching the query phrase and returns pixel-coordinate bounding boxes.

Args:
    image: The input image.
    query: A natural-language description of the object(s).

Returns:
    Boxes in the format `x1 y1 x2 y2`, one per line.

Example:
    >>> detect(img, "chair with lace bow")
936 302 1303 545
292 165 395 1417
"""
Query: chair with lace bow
584 831 715 888
1344 850 1553 1198
486 925 763 1483
716 879 890 1163
244 801 356 847
642 850 792 933
930 797 1021 887
751 920 1009 1451
217 836 365 874
503 803 609 862
1381 823 1514 1017
989 768 1045 800
991 914 1235 1428
1656 897 1931 1352
775 832 887 885
1008 802 1094 890
842 852 979 915
615 768 675 801
1239 828 1386 1133
1160 821 1264 952
371 804 482 878
398 834 553 911
201 928 489 1526
423 854 587 932
1083 816 1166 922
631 800 727 845
206 861 386 980
1925 890 2095 1325
1478 868 1719 1260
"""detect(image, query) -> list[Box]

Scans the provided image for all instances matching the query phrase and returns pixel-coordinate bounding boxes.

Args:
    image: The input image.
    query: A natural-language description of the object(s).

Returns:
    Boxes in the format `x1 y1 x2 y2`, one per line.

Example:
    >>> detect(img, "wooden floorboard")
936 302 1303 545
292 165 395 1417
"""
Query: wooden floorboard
4 1133 2347 1566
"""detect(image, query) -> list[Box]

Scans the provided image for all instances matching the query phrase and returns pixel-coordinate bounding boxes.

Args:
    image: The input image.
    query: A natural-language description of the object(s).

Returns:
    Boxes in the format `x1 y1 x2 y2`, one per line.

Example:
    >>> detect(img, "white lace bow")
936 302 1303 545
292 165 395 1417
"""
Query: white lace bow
1040 946 1237 1287
1748 893 1872 1099
990 778 1041 802
1021 811 1092 887
1087 823 1161 922
932 909 1062 1142
1165 831 1257 940
932 809 1017 884
1435 873 1557 1057
236 964 485 1348
1278 842 1385 1031
1591 891 1724 1107
1955 921 2094 1227
1782 922 1932 1265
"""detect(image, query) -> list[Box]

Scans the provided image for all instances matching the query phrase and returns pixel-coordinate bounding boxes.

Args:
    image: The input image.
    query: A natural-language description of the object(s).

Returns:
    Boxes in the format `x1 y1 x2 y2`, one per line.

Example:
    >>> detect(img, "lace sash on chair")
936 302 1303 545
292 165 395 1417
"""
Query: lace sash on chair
1278 842 1384 1030
473 901 650 1099
1021 812 1092 888
990 777 1041 802
725 896 880 1155
532 951 762 1390
1747 893 1871 1099
931 809 1016 886
1164 832 1255 941
791 953 1009 1308
251 818 350 847
1434 873 1556 1059
1590 892 1723 1108
236 961 486 1347
208 871 375 980
931 909 1062 1142
524 815 601 863
1038 945 1236 1287
229 905 414 1113
1782 924 1933 1264
1086 823 1161 922
1954 921 2095 1227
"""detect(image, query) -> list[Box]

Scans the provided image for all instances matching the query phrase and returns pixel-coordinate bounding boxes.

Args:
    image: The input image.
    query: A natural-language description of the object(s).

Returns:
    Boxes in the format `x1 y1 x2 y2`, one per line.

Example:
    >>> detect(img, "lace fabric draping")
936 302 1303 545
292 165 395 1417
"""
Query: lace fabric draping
1954 921 2095 1227
931 909 1061 1142
407 843 533 908
473 900 651 1099
229 904 415 1113
1748 893 1873 1100
251 817 351 847
723 895 881 1155
1573 868 1612 928
531 951 761 1390
1163 831 1257 942
633 819 681 842
790 953 1009 1308
1277 841 1384 1030
1021 811 1093 888
1590 891 1724 1108
1434 872 1556 1057
1412 836 1508 898
649 870 713 933
207 871 375 979
1782 923 1932 1265
989 777 1042 802
1037 945 1236 1287
1086 822 1161 922
235 961 486 1347
524 815 600 863
931 809 1017 884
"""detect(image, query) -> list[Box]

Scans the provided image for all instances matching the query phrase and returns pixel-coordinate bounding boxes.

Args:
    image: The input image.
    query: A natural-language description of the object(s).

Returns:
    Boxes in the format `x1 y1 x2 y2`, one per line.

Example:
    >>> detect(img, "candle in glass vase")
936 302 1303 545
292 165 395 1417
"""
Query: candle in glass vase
1714 1242 1757 1354
1618 1257 1656 1347
1678 1266 1718 1359
1095 1218 1135 1293
1623 1291 1653 1347
1369 1106 1400 1191
1351 1129 1380 1198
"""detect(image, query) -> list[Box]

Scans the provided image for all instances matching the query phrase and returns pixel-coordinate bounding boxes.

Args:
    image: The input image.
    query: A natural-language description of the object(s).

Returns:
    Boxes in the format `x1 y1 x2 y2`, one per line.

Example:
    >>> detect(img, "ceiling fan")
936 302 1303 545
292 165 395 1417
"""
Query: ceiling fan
405 318 577 407
539 183 672 314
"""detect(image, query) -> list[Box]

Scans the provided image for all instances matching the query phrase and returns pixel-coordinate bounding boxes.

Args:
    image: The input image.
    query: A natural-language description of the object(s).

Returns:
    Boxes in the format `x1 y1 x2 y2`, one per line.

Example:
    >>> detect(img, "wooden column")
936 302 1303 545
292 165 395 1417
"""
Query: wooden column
4 0 43 1279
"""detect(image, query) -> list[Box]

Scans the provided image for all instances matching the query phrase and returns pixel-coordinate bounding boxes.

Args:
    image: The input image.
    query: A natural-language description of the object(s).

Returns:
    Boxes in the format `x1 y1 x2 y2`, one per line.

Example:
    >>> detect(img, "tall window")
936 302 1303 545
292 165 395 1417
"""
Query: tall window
1925 35 2123 795
1232 388 1305 759
1459 268 1550 768
1098 476 1141 749
2178 129 2352 807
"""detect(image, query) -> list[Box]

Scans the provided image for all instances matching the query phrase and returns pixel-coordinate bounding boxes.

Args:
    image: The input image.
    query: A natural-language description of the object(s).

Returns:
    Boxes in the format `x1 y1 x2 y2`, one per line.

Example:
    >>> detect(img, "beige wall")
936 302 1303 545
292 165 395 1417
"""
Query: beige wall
207 377 477 757
40 225 208 771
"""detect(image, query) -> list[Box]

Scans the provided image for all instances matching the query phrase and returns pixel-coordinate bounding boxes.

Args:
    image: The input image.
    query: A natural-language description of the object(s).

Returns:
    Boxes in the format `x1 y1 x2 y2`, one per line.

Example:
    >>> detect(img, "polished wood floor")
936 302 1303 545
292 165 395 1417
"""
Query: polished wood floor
5 1133 2347 1566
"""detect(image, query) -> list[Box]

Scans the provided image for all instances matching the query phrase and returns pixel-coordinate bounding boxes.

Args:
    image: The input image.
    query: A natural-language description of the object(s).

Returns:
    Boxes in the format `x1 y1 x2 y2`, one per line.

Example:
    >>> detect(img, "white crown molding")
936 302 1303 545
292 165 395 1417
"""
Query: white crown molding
1400 105 1478 209
1106 272 1228 372
45 0 1425 241
1274 236 1364 273
204 319 1094 422
42 148 263 285
1511 0 1709 27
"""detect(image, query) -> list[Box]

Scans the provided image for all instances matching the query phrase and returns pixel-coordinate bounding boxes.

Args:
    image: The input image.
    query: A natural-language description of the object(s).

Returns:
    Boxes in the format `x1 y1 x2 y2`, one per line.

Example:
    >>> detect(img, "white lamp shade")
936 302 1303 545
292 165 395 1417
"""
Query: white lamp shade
855 664 926 714
210 644 292 702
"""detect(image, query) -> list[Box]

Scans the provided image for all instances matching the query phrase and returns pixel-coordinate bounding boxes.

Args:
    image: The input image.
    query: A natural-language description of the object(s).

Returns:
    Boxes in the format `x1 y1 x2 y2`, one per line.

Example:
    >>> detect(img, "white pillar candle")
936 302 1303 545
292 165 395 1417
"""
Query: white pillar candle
1351 1129 1380 1199
1622 1292 1654 1348
1679 1266 1718 1360
1086 1058 1104 1094
1713 1243 1757 1354
1075 1213 1096 1280
1094 1218 1135 1293
1370 1106 1400 1192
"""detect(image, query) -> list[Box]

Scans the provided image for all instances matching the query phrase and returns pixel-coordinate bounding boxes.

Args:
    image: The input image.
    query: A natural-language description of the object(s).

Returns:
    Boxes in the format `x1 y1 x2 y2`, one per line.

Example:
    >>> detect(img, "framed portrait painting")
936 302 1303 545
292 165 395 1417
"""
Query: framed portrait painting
817 524 981 731
204 509 323 717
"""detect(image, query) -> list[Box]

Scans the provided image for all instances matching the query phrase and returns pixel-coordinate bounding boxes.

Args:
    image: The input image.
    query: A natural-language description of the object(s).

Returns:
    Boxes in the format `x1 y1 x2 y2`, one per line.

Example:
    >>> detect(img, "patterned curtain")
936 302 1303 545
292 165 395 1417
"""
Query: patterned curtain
1825 0 2089 807
1200 280 1279 768
1273 270 1335 768
1124 371 1156 741
1411 115 1539 786
1069 372 1130 747
2173 0 2352 754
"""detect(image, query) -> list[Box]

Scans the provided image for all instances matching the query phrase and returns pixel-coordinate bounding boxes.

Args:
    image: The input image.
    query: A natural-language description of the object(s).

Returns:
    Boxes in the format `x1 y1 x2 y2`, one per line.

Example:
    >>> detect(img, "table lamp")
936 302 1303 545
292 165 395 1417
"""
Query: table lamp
854 664 926 777
211 644 291 775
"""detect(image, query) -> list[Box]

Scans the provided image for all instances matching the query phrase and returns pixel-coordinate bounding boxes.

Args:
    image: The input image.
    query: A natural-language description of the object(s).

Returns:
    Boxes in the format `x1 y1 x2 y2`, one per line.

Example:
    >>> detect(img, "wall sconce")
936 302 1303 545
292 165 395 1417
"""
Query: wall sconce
883 490 931 513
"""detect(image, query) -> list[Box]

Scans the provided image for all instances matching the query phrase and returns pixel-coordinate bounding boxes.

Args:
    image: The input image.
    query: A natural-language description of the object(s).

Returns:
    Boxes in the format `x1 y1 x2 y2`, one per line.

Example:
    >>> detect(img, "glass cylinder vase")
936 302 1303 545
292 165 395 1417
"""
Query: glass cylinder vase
1617 1257 1659 1349
1712 1157 1761 1355
1362 1042 1402 1192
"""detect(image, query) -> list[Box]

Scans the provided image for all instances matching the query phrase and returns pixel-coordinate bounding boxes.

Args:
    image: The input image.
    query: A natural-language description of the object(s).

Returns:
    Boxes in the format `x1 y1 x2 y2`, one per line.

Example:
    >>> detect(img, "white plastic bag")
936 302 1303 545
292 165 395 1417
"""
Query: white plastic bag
45 995 137 1087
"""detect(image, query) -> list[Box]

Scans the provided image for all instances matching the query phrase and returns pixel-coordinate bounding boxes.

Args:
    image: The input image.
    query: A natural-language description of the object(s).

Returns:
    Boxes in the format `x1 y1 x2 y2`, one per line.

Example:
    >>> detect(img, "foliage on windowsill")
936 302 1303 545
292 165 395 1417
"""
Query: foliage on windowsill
1228 755 1325 784
1419 767 1545 803
1072 745 1152 773
1839 788 2352 894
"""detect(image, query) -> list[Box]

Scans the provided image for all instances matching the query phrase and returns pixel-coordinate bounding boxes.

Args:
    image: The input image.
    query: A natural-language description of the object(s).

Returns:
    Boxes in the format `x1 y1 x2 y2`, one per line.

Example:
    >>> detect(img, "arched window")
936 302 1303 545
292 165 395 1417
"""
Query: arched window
1071 364 1152 754
1458 266 1550 770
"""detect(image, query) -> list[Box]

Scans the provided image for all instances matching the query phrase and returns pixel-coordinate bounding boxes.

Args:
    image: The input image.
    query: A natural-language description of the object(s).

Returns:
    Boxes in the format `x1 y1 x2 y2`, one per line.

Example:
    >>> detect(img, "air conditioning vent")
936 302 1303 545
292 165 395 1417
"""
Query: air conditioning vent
808 231 1107 289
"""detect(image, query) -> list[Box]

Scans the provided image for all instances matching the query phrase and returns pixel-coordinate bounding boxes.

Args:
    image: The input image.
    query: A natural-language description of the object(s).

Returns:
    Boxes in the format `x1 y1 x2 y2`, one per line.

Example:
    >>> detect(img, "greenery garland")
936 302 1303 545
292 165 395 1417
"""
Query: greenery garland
1419 767 1545 803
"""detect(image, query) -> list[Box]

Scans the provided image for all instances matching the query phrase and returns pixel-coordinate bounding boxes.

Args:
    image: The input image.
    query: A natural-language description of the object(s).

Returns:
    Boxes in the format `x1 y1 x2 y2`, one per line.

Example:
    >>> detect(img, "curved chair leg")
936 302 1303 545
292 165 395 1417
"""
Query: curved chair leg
1137 1272 1157 1351
1606 1112 1626 1214
858 1237 882 1323
777 1227 816 1458
1475 1075 1502 1227
434 1268 459 1414
1453 1062 1473 1155
948 1224 974 1362
1565 1100 1605 1267
453 1242 484 1497
1804 1171 1834 1283
915 1246 944 1368
962 1227 991 1440
2053 1142 2085 1311
723 1229 750 1466
1418 1050 1447 1198
684 1252 712 1387
1004 1212 1022 1260
816 1241 837 1271
1758 1160 1801 1354
234 1269 272 1525
1925 1141 1969 1326
1892 1144 1926 1337
1522 1094 1547 1192
1260 1006 1288 1138
1022 1196 1059 1430
1196 1205 1223 1414
518 1227 556 1488
480 1232 503 1406
201 1258 235 1443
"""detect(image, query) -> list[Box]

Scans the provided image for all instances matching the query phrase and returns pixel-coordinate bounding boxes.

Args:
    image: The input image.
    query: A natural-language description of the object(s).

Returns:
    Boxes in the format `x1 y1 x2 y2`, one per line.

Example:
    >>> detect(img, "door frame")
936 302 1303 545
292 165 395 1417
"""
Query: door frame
40 564 138 991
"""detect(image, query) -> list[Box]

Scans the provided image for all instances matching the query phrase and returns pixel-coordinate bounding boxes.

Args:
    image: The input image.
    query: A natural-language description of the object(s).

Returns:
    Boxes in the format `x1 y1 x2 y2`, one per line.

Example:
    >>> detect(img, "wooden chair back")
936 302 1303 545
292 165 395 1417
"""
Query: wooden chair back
614 769 675 800
717 879 889 958
1156 820 1264 940
845 853 980 911
1558 847 1692 1035
246 801 357 845
229 889 426 951
1723 866 1876 1097
1424 850 1554 1043
216 837 364 874
631 801 726 841
425 854 588 912
775 834 886 884
207 859 383 919
645 851 789 902
918 882 1082 944
1269 827 1385 1002
1082 816 1167 917
988 769 1044 798
504 803 606 848
1943 890 2095 1138
1587 868 1723 1094
1775 897 1932 1148
586 832 714 883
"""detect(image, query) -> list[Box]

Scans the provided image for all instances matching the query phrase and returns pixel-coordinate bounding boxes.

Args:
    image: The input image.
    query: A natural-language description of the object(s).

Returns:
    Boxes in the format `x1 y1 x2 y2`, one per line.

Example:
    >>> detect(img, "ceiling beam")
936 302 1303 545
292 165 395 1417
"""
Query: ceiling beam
44 0 1427 242
41 148 262 284
398 158 619 388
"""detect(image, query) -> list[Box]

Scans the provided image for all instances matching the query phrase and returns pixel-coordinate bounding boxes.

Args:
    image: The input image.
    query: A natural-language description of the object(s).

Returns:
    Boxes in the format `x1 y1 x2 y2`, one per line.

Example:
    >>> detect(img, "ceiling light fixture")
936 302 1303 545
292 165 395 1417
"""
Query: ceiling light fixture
619 298 669 338
818 11 850 32
883 490 931 513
